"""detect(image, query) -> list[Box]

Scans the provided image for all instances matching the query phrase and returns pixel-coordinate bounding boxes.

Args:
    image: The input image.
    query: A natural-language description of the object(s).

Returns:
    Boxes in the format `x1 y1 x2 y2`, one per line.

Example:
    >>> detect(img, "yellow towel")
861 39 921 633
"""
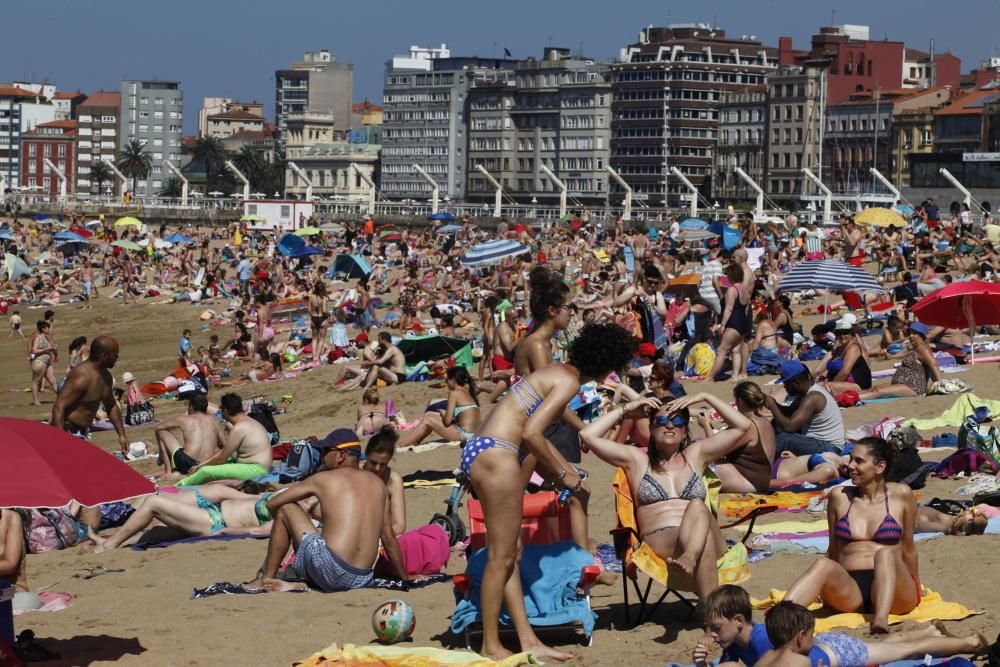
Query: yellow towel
402 478 456 489
294 643 540 666
750 588 981 632
720 491 824 518
748 520 826 535
631 541 750 589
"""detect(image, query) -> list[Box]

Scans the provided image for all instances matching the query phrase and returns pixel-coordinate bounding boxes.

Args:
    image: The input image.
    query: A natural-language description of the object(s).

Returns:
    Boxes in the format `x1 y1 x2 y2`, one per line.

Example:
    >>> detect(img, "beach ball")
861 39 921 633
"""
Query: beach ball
371 599 415 644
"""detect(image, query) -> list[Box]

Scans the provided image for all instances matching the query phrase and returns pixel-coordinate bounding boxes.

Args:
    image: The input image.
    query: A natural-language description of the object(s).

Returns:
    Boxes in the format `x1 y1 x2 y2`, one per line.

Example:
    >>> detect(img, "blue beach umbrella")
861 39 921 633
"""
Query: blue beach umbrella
53 231 88 242
164 234 194 244
459 239 529 267
427 212 456 221
678 218 709 231
436 224 462 235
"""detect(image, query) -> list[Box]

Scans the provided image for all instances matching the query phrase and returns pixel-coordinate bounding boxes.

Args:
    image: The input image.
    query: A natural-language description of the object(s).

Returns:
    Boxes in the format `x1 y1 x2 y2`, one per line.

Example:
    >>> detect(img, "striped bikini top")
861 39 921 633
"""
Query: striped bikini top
833 492 902 545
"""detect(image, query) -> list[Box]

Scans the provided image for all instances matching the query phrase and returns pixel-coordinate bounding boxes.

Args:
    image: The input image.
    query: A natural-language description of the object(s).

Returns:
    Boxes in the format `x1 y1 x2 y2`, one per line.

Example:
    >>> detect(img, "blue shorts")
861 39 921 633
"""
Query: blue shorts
292 532 373 592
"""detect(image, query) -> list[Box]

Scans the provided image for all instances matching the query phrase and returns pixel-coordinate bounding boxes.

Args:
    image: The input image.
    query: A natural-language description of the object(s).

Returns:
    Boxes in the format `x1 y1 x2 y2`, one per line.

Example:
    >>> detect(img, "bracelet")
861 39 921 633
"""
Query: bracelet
554 469 568 483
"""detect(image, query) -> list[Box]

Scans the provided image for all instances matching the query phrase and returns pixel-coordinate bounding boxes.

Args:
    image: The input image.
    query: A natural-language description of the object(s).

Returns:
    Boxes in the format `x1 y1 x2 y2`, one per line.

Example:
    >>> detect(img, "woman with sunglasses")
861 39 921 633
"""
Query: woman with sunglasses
464 323 634 662
581 391 753 598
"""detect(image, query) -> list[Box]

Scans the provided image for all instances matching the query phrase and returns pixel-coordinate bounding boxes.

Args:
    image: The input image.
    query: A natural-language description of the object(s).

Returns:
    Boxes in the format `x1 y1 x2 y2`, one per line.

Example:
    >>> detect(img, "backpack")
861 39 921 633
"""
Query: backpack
886 445 929 489
248 403 280 445
16 508 82 553
277 438 322 483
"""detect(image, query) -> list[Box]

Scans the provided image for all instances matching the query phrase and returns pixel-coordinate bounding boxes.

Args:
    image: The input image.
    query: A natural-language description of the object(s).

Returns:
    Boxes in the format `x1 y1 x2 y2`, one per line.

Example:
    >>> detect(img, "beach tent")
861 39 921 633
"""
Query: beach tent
397 334 473 371
277 233 306 257
328 253 372 279
708 221 742 251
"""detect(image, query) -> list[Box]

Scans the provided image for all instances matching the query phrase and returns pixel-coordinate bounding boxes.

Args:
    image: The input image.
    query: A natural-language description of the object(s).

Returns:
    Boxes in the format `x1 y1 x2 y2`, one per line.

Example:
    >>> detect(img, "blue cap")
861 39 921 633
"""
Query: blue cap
909 321 929 338
777 360 810 384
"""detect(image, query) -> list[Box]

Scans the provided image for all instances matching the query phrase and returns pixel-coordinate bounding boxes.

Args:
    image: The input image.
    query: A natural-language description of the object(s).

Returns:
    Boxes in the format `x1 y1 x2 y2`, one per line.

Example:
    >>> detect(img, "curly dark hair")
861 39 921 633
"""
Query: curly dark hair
568 323 636 380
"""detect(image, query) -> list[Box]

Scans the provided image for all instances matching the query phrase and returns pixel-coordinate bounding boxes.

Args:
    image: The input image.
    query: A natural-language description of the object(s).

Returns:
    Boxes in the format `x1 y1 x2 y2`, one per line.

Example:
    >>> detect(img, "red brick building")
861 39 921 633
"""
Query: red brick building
19 119 76 197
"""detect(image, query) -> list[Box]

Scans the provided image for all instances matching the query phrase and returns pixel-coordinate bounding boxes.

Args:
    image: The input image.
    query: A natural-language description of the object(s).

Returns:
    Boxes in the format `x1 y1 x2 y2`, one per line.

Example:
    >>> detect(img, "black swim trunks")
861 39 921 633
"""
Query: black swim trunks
64 423 91 440
171 448 200 474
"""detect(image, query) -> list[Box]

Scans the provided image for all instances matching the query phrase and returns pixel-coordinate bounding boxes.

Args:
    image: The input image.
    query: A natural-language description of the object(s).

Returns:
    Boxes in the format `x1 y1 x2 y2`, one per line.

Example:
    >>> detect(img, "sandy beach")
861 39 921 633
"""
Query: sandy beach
2 296 997 666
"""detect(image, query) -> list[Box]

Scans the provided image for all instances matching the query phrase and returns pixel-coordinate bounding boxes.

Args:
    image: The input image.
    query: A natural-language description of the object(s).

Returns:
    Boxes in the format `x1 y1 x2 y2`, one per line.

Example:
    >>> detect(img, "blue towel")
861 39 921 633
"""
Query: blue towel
451 540 596 636
748 347 785 376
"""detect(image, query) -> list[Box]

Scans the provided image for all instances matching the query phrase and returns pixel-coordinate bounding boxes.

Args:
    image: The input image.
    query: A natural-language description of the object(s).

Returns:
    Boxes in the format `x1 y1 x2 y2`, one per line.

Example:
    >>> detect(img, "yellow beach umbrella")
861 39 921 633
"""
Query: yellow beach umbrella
294 226 321 236
114 216 143 227
855 208 906 227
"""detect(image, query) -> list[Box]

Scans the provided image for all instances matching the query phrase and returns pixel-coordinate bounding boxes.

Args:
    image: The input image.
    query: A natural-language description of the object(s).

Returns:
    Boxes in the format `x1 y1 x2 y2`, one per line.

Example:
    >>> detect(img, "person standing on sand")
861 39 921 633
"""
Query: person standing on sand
243 431 413 593
152 394 225 480
80 263 95 309
175 393 273 487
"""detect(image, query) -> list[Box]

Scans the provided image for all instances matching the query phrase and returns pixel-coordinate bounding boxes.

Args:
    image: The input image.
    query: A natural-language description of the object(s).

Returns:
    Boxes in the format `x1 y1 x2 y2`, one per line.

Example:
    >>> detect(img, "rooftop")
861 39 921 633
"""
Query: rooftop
0 85 37 98
935 88 1000 116
53 90 85 100
352 100 383 113
208 110 265 121
80 91 121 108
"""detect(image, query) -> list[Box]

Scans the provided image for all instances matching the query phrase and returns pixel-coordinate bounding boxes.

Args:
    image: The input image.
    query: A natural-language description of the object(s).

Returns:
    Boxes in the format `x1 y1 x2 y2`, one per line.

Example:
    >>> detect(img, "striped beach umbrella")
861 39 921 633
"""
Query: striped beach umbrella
675 228 718 242
678 217 709 231
778 260 885 294
459 239 529 267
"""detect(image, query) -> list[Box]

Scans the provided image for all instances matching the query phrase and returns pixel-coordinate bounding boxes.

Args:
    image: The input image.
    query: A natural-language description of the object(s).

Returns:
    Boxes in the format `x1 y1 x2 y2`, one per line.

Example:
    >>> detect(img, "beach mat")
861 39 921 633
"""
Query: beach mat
191 573 449 599
130 532 268 551
402 469 456 488
294 643 540 666
751 587 981 631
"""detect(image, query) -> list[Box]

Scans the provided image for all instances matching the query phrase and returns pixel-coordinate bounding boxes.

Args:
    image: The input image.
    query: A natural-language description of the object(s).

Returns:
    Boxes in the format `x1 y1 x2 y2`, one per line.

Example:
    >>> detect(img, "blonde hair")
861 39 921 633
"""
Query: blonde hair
733 381 766 411
362 387 380 405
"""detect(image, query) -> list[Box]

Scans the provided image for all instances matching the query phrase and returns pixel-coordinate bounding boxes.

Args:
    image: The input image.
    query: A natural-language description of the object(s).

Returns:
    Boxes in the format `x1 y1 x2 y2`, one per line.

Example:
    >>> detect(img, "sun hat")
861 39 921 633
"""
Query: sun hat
122 372 135 383
909 321 930 338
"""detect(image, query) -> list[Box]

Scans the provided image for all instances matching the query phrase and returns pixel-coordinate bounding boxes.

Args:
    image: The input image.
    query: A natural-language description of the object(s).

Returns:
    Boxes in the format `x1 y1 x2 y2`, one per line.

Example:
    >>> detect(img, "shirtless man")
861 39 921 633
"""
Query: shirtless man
175 392 273 487
339 332 407 391
153 394 225 480
51 335 129 456
80 263 95 309
485 304 519 403
244 429 413 592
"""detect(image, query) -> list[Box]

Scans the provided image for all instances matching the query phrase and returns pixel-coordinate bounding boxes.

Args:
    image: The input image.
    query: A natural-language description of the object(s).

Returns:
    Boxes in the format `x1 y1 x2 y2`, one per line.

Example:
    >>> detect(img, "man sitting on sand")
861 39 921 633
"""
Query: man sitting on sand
175 393 272 487
153 394 225 480
764 360 845 456
244 428 412 592
338 332 407 391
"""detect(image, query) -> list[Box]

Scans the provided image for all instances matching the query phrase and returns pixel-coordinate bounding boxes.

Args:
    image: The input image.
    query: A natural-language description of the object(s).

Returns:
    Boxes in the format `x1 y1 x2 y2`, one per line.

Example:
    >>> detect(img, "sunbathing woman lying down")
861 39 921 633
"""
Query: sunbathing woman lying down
89 481 279 551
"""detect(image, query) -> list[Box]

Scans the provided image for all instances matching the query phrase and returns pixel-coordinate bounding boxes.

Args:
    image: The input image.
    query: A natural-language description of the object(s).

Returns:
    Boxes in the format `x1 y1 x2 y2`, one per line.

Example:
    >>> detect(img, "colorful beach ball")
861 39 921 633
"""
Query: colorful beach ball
371 599 415 644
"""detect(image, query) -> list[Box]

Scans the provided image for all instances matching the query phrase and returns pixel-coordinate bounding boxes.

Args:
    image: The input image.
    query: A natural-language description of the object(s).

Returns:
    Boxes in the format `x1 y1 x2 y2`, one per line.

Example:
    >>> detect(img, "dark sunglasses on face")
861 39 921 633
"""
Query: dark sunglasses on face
653 414 687 428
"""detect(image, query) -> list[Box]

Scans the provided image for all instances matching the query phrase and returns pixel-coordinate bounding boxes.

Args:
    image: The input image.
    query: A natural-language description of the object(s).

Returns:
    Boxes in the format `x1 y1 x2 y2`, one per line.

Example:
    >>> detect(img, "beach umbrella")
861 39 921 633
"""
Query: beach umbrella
778 259 885 322
379 230 402 241
240 214 264 222
114 216 142 227
31 214 50 222
111 240 142 252
207 191 224 197
675 228 718 242
294 226 321 236
53 231 88 242
164 234 193 244
0 231 16 242
436 224 462 235
70 227 94 239
277 233 306 257
708 221 743 251
33 217 57 225
459 239 529 267
0 418 155 508
139 238 173 250
289 246 325 258
678 218 710 231
856 207 907 228
84 219 102 227
911 280 1000 364
318 222 345 232
3 253 30 280
665 274 701 298
56 240 88 255
397 334 471 366
427 212 456 221
894 204 915 216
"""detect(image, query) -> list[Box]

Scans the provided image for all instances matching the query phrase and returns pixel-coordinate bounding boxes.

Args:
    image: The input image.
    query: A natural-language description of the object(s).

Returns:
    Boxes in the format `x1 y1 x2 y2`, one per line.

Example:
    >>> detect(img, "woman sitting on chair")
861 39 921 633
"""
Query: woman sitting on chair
580 391 752 599
783 437 920 634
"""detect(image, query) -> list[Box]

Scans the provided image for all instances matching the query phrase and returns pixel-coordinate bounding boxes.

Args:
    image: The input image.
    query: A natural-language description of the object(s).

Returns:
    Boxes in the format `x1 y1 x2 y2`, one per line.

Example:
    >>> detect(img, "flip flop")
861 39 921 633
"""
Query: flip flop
73 566 125 580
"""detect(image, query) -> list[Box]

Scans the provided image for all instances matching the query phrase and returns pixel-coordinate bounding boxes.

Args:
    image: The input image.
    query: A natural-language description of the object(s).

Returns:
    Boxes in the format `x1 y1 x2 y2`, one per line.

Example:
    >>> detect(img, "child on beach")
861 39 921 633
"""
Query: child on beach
9 311 22 338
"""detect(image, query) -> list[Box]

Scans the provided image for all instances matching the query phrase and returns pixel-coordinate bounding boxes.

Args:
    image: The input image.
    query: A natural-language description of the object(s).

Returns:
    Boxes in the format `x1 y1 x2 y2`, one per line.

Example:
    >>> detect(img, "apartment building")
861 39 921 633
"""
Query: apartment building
76 91 121 197
20 119 76 197
711 85 766 203
275 50 353 155
120 80 183 196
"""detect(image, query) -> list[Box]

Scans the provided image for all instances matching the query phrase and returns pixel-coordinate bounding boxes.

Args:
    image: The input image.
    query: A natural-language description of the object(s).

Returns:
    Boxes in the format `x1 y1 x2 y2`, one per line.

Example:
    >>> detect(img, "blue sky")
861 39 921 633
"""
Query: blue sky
3 0 997 135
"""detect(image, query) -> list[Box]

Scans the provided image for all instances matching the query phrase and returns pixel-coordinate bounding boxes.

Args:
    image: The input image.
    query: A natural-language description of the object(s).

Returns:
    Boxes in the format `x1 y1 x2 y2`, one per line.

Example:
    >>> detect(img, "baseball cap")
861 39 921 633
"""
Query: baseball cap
638 342 657 357
313 428 362 457
122 372 135 383
777 360 809 384
909 321 930 338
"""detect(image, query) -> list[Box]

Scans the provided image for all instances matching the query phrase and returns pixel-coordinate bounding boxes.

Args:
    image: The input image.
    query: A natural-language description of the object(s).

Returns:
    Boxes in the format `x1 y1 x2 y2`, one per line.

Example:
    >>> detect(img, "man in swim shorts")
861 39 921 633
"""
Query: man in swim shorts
152 394 225 480
176 393 273 486
245 428 412 592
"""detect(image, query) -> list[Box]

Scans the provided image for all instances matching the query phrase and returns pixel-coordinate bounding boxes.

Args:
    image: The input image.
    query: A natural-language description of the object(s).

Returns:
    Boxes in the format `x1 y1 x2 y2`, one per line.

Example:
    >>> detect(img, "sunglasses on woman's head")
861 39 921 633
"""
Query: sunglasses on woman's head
653 414 687 428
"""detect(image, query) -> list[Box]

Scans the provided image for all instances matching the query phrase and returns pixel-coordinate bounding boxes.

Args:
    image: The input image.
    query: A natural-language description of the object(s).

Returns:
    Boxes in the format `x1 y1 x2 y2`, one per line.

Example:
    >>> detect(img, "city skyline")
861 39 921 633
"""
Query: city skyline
4 0 999 135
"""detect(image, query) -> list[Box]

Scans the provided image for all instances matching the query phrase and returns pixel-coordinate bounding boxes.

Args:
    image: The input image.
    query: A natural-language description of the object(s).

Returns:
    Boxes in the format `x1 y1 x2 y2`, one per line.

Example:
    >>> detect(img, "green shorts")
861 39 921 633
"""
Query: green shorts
176 462 269 487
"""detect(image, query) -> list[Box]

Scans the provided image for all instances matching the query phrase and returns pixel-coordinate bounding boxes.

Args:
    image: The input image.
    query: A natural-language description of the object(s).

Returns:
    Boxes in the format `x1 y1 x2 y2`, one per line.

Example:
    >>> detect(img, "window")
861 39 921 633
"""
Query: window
27 144 35 157
57 145 66 157
101 115 115 123
43 145 51 157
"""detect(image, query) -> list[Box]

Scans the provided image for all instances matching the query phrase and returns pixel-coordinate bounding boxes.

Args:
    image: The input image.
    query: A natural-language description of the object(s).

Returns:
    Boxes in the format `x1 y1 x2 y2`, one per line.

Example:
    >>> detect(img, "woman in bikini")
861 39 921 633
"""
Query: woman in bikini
396 366 480 447
354 387 390 437
464 322 634 662
581 391 753 598
308 281 330 361
705 263 752 382
710 381 776 494
90 482 279 551
784 437 920 634
28 320 58 406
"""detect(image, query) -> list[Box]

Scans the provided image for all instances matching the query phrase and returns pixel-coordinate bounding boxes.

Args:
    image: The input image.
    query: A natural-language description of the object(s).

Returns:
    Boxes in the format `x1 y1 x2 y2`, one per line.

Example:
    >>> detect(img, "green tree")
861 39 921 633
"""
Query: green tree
193 136 230 194
233 145 265 188
158 175 183 198
89 160 112 197
117 139 152 193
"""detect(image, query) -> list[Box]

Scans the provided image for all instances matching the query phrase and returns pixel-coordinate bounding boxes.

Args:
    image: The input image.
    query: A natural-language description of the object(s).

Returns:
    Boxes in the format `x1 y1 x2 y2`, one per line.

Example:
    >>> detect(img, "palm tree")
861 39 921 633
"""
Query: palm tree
117 140 152 194
158 176 183 198
193 136 229 193
233 145 265 189
89 160 112 198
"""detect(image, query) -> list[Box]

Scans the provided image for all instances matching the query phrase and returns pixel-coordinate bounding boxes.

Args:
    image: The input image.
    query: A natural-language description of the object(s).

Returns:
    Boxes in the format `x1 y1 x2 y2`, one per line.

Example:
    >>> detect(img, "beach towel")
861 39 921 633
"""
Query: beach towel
719 490 825 518
12 592 73 616
748 347 785 376
451 541 596 636
385 524 450 576
904 393 1000 430
751 587 980 632
630 540 749 589
293 643 539 666
401 470 456 488
190 574 448 599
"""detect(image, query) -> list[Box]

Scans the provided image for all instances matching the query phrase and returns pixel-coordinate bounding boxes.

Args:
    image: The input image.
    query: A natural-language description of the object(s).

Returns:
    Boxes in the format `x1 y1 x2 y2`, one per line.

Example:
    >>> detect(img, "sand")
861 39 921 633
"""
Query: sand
2 296 997 666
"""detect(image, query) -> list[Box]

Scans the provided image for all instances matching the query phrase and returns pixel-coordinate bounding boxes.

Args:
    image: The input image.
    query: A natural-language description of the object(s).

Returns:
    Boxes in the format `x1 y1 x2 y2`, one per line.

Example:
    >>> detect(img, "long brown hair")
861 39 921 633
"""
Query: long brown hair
648 407 690 473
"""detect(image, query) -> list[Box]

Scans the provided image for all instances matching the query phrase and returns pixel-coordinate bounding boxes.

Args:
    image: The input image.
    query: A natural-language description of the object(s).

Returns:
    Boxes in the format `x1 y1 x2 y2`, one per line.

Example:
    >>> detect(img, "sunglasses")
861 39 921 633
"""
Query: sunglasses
653 414 688 428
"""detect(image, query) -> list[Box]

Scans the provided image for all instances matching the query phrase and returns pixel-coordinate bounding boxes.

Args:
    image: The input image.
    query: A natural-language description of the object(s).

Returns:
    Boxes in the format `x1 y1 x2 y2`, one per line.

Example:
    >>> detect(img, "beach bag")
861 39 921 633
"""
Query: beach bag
834 390 861 408
248 403 280 445
957 419 1000 469
929 378 972 395
277 439 322 482
124 400 155 427
685 343 716 378
15 509 82 554
886 445 928 489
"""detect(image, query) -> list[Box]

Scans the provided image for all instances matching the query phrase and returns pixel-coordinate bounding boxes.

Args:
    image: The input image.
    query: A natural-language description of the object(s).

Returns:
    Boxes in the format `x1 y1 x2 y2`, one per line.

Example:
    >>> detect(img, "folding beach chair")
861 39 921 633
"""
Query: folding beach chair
452 491 601 648
609 468 775 626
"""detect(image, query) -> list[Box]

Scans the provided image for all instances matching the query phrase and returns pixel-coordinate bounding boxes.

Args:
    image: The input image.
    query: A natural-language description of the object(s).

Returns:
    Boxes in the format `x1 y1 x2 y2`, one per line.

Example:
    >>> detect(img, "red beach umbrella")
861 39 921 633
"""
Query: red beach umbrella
0 419 155 508
911 280 1000 364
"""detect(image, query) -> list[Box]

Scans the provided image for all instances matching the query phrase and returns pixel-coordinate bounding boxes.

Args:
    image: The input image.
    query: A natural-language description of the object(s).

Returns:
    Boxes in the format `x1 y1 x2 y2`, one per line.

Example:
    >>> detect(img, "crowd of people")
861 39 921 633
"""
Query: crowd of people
0 202 996 663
